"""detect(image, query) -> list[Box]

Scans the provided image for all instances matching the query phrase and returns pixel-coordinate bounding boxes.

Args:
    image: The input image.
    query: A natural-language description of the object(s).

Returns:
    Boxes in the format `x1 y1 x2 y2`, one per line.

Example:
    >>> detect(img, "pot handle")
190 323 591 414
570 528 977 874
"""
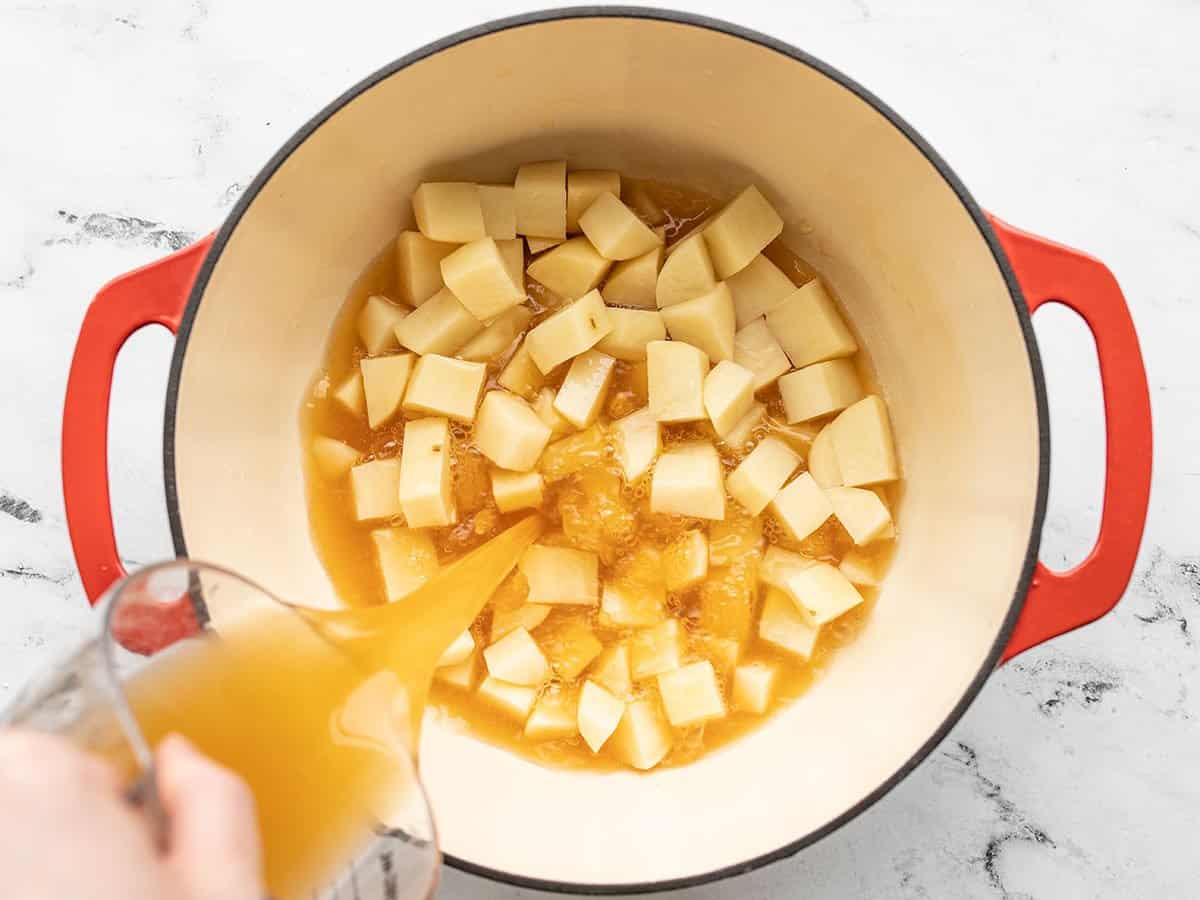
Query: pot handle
62 236 213 605
988 216 1152 663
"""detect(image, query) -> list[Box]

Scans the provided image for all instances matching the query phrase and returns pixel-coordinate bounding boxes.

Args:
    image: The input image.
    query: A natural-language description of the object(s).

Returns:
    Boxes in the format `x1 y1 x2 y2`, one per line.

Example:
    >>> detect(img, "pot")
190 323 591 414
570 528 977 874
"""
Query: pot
60 8 1152 894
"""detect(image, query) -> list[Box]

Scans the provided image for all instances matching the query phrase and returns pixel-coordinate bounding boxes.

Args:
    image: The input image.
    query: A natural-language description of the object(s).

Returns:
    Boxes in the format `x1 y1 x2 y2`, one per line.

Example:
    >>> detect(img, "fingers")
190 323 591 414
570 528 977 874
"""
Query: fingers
0 728 122 796
156 734 265 900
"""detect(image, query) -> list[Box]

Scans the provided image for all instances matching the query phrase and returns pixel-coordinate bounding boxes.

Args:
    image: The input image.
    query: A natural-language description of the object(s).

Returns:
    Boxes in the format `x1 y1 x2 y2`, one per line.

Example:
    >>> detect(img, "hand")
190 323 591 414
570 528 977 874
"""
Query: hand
0 730 264 900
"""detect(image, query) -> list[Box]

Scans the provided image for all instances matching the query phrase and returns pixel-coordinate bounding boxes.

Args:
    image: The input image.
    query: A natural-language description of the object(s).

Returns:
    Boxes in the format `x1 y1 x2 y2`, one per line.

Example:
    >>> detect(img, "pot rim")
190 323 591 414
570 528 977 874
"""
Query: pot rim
162 6 1051 894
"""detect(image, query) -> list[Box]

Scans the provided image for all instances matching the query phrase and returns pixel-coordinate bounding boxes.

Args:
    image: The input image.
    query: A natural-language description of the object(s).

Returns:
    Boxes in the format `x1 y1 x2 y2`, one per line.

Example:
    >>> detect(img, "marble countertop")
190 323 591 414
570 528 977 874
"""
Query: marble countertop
1 1 1196 897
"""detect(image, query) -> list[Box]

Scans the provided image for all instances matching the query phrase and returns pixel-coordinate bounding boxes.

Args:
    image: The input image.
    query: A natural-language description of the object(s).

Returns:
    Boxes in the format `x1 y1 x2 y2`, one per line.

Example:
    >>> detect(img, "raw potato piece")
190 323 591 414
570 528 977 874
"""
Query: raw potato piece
396 288 484 356
760 545 817 590
478 184 517 240
350 459 402 521
612 407 660 482
651 441 726 520
727 254 796 327
630 620 685 680
403 354 487 424
758 587 820 660
579 192 664 260
578 680 624 752
395 231 457 307
732 662 777 714
734 319 792 393
807 424 843 487
600 579 666 628
770 472 833 541
553 350 616 428
721 401 766 450
514 160 567 239
473 391 553 472
703 185 784 279
497 339 546 400
361 353 415 429
525 691 579 741
703 360 756 436
532 387 571 435
491 469 545 513
609 698 673 770
484 627 550 686
332 371 365 417
457 306 533 362
602 247 662 309
527 237 612 300
595 308 665 360
827 486 893 545
496 238 526 292
657 660 726 727
779 359 864 423
589 644 632 697
656 234 717 308
519 544 599 606
525 290 612 373
726 436 801 515
357 295 407 354
435 653 479 690
660 282 736 363
567 170 621 232
310 436 358 479
830 395 900 486
765 279 858 369
527 236 564 254
477 677 538 724
412 182 486 243
491 604 552 641
784 562 865 626
663 530 708 592
372 527 438 601
440 238 525 321
398 418 455 528
839 546 889 586
647 340 709 423
437 630 475 667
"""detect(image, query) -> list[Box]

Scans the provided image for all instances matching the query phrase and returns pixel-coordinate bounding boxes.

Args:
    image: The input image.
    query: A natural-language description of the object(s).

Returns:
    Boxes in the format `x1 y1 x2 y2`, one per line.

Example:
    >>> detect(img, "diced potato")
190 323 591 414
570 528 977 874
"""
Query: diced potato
476 676 538 723
395 231 457 307
578 680 624 752
784 562 865 626
760 545 817 591
372 527 438 601
732 661 777 714
519 544 599 606
600 579 666 628
765 279 858 369
734 318 792 393
498 237 527 288
439 238 525 321
703 360 756 436
457 306 532 362
829 395 899 486
491 604 552 641
526 236 564 254
708 511 763 566
807 423 843 487
566 170 621 232
827 486 893 545
780 359 864 424
703 185 784 279
612 407 660 482
395 417 455 528
532 387 571 435
646 339 709 423
839 545 889 586
526 236 612 300
310 436 359 479
770 472 833 542
478 184 517 240
651 441 725 520
357 295 408 354
663 530 708 592
630 619 685 680
361 353 415 429
412 182 486 243
514 160 567 239
435 652 479 690
403 354 487 424
473 390 553 472
483 627 549 686
332 370 365 417
720 401 766 451
602 246 662 309
553 350 616 428
696 634 742 677
609 697 673 770
538 424 608 482
727 254 796 327
588 643 632 698
660 282 736 363
524 690 579 741
538 615 604 680
350 458 402 522
579 192 664 260
758 587 820 659
497 338 546 400
524 290 613 373
726 435 800 515
595 307 665 360
656 233 717 308
436 629 475 667
491 469 545 513
396 288 484 357
657 660 726 727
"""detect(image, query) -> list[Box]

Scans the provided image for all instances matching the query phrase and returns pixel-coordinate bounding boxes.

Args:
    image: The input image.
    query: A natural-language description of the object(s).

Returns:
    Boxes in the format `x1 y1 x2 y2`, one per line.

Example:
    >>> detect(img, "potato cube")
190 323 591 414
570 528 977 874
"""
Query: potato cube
532 387 571 435
600 579 666 628
567 170 621 232
663 530 708 592
372 527 438 601
660 282 736 363
361 353 415 429
760 545 817 591
524 290 612 373
808 423 843 487
473 390 553 472
435 652 479 690
403 354 486 424
734 318 792 393
703 360 756 436
839 546 889 586
396 288 484 356
765 279 858 368
514 160 566 239
476 676 538 723
595 307 665 360
551 350 616 429
478 184 517 240
651 441 725 520
726 435 801 515
439 238 525 321
727 254 796 327
657 660 726 727
784 562 865 626
412 182 486 243
526 236 612 301
579 192 664 260
578 680 624 753
538 615 604 680
524 690 579 741
588 643 632 697
780 359 864 424
612 406 660 482
630 619 685 680
602 246 662 309
526 236 564 254
656 233 716 308
703 185 784 279
497 338 546 399
457 305 532 363
496 237 526 289
396 418 455 527
830 395 900 486
770 472 833 541
491 603 552 641
484 626 550 686
395 231 457 307
720 401 766 451
609 697 673 770
758 587 820 659
350 458 401 521
519 544 599 606
732 661 777 714
827 486 893 545
647 339 708 423
491 469 545 513
436 629 475 668
331 370 365 417
357 295 408 354
310 436 359 479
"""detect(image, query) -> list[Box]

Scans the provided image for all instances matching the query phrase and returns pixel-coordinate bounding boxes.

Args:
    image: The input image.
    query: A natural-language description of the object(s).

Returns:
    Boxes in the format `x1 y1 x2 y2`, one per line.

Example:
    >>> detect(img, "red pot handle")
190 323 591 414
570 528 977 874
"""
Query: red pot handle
989 216 1152 663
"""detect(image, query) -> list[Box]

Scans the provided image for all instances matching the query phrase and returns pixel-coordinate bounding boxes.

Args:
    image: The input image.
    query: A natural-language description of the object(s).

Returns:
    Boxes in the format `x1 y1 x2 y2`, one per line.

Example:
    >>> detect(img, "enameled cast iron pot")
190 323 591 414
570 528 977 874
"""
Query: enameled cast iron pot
61 8 1153 894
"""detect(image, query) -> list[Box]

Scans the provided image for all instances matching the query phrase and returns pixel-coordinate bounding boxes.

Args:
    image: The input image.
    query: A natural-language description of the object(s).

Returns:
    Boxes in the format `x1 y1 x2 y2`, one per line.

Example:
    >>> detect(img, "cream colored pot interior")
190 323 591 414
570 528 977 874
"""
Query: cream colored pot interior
170 16 1041 888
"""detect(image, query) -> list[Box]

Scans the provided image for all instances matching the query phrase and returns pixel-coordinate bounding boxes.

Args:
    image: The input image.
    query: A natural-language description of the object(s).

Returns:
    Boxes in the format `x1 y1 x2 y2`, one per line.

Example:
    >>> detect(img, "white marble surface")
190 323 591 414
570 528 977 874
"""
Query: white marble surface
0 0 1196 897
